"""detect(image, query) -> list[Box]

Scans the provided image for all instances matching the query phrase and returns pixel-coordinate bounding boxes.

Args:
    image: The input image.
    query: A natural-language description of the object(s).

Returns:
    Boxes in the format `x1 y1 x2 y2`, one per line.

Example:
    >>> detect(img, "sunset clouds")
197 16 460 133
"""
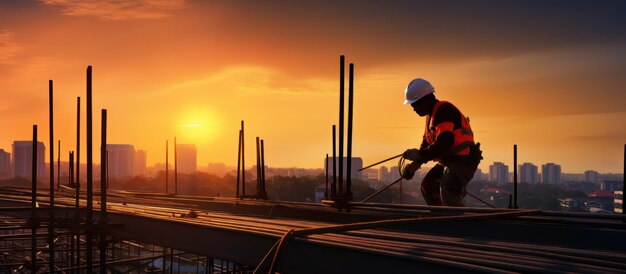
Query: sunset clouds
40 0 188 20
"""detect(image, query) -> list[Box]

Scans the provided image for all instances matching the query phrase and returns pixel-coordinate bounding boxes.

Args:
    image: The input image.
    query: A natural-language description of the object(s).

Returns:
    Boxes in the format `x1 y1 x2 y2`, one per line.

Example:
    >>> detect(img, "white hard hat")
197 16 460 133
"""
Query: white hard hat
404 78 434 104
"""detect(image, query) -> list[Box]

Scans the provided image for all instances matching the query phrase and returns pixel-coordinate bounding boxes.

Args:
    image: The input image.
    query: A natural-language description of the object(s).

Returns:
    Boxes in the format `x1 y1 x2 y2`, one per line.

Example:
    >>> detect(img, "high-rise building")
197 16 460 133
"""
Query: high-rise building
176 144 197 174
471 168 484 182
584 170 601 184
519 163 539 183
107 144 135 178
12 141 45 178
324 157 363 181
541 163 561 184
134 149 147 176
0 149 11 179
489 162 508 184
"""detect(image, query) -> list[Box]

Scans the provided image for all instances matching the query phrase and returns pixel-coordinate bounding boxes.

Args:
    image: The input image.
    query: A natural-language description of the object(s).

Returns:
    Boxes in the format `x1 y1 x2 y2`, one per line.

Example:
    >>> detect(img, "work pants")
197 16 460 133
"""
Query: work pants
420 161 477 207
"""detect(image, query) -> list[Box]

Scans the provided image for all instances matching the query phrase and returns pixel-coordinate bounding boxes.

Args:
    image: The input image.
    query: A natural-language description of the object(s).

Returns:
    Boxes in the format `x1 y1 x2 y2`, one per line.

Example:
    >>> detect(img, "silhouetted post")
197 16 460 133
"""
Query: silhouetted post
48 80 55 273
514 144 518 209
99 109 107 273
261 139 266 199
31 125 38 274
338 55 345 197
76 97 80 211
325 154 329 199
100 110 107 222
57 140 60 189
332 125 337 197
69 152 74 187
166 140 169 194
106 150 109 189
623 144 625 222
346 63 354 197
236 130 242 198
242 121 246 197
86 65 94 272
174 137 178 195
256 137 261 198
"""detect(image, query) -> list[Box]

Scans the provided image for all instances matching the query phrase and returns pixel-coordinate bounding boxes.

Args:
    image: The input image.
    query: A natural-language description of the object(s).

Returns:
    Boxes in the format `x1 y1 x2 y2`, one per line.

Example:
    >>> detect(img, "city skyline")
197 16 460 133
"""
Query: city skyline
1 1 625 173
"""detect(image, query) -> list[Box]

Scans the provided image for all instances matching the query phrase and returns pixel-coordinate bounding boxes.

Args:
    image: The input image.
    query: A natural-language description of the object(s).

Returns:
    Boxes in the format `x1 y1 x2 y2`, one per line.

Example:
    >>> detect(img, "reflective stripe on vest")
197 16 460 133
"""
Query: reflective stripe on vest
424 101 475 158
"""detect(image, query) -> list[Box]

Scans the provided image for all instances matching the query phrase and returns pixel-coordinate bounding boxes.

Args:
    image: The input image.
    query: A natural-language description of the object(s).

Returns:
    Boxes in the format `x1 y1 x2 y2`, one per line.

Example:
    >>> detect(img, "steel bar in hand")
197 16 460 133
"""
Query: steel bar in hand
359 154 403 171
361 177 403 203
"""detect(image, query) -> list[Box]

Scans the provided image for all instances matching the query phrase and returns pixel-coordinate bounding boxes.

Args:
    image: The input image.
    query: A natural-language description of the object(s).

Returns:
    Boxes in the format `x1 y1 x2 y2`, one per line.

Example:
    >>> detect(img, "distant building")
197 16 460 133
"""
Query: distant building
134 149 147 176
615 190 623 214
584 170 601 184
541 163 561 184
361 169 379 181
601 180 623 192
324 157 363 181
107 144 135 178
519 163 539 183
0 149 10 179
12 141 45 178
489 162 508 184
176 144 197 174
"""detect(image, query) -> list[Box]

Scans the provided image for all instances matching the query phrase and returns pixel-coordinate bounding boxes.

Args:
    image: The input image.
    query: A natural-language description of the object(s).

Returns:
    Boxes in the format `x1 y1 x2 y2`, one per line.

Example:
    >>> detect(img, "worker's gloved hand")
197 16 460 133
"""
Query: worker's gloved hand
403 148 422 162
402 162 421 180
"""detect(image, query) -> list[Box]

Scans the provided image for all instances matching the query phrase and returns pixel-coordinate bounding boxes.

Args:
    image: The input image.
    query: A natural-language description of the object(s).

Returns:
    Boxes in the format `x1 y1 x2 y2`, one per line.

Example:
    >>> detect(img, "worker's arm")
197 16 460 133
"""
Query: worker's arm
419 131 454 161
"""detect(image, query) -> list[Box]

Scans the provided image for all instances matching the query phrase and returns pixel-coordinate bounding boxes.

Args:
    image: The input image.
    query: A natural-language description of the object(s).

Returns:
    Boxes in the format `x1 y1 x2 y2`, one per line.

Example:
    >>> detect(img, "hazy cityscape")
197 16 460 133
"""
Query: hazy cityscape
1 140 623 214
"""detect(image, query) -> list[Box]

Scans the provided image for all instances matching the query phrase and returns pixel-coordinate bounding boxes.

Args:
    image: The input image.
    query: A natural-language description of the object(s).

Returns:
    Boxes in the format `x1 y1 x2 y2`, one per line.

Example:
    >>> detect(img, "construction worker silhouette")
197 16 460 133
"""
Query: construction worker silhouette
402 78 482 206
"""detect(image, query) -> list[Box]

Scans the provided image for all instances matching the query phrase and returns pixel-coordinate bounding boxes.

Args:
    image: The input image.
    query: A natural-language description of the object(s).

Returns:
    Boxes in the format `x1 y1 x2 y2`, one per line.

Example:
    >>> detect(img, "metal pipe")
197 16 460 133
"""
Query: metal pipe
623 144 625 223
514 144 518 209
325 154 329 199
166 140 169 194
242 121 245 197
31 124 38 274
261 139 266 199
175 137 178 195
48 79 55 273
359 154 403 171
100 109 107 222
69 152 73 187
256 136 261 198
76 97 80 212
361 178 402 203
338 55 345 197
86 65 93 272
236 130 241 198
347 63 354 196
332 125 336 197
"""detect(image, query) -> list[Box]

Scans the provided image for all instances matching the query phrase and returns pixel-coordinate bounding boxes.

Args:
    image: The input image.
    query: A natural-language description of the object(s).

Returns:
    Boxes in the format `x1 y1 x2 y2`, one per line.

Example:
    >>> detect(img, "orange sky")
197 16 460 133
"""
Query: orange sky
1 0 625 173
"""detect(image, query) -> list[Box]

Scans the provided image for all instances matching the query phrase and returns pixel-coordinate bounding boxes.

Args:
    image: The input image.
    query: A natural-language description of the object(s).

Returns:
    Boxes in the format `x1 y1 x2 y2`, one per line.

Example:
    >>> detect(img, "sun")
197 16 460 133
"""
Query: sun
176 108 219 143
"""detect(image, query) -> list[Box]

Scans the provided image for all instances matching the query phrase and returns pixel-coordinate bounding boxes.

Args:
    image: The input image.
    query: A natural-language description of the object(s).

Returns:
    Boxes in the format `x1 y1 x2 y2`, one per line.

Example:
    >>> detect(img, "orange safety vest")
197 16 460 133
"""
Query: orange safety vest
424 101 474 160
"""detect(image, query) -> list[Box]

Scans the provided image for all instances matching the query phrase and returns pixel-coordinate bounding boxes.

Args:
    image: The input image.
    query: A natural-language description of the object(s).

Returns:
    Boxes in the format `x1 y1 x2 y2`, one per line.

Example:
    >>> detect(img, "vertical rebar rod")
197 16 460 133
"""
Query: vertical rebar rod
57 140 60 189
69 152 74 187
175 137 178 195
325 154 329 199
31 124 38 274
106 150 109 189
76 97 80 210
346 63 354 197
69 151 75 272
100 109 107 222
338 55 345 197
48 79 56 273
514 144 518 209
86 65 93 272
255 137 261 198
623 144 625 222
261 139 266 199
236 130 241 198
166 140 169 194
241 121 246 197
332 125 337 197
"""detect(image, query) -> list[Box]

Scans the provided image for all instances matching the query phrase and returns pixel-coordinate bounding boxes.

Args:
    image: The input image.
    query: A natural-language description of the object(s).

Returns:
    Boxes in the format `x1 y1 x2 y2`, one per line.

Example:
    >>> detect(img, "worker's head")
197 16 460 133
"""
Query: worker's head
404 78 435 116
